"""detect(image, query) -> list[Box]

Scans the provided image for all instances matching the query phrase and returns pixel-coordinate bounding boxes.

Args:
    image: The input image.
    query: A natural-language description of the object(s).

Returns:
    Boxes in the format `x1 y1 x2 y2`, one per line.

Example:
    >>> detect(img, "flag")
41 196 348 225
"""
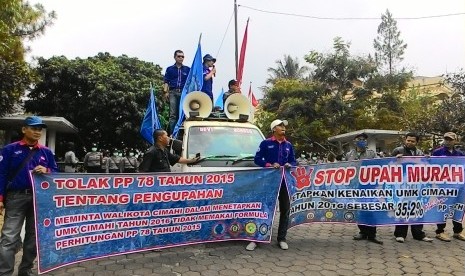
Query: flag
172 40 204 138
214 87 225 110
248 83 259 107
237 18 249 88
140 87 161 144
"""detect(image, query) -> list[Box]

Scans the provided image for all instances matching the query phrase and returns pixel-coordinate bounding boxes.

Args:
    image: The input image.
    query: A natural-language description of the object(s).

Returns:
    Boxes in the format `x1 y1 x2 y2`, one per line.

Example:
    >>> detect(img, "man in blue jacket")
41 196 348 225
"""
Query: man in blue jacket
0 116 58 276
246 119 296 251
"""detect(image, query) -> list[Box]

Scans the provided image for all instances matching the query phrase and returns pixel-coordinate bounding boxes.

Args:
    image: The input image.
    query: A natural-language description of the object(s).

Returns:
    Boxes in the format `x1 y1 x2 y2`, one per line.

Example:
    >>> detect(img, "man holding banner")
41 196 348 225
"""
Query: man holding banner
246 119 296 251
346 133 383 245
432 132 465 242
0 116 58 276
391 132 433 243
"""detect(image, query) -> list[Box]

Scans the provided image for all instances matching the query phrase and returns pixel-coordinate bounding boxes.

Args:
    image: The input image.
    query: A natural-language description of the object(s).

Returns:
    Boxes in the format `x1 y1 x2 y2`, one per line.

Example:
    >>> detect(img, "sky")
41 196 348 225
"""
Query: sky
28 0 465 100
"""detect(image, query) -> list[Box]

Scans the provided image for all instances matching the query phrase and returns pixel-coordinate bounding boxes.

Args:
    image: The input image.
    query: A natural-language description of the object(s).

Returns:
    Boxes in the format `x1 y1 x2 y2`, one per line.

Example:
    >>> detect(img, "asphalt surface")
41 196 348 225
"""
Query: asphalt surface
12 220 465 276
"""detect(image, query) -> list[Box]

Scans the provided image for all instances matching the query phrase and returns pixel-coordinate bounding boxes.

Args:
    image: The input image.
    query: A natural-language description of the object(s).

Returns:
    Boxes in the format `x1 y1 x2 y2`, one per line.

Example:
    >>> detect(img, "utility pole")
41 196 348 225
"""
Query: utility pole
234 0 238 79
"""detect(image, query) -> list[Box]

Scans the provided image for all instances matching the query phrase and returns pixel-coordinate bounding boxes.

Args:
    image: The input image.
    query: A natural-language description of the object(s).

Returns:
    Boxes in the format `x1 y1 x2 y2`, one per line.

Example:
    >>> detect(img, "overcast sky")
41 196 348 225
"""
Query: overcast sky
28 0 465 100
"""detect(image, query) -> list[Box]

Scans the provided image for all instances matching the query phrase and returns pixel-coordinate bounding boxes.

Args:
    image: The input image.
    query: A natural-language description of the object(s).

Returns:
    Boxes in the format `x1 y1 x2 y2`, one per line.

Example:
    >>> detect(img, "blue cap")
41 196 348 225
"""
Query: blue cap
203 54 216 63
24 116 47 128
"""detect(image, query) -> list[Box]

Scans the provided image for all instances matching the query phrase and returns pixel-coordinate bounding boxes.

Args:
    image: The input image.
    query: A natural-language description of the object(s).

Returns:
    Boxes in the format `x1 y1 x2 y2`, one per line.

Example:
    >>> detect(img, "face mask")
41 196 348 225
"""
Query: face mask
129 153 134 157
91 147 97 152
113 152 118 157
118 153 123 157
312 157 317 161
300 154 305 158
356 140 367 149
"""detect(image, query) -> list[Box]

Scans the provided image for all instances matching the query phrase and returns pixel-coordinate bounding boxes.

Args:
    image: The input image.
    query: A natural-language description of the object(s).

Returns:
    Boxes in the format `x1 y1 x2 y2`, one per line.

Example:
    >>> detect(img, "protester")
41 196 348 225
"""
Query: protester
346 133 383 244
164 50 190 135
63 142 79 172
246 119 296 251
83 143 103 173
139 129 199 172
201 54 216 102
222 79 241 106
391 132 433 243
0 116 58 276
432 132 465 242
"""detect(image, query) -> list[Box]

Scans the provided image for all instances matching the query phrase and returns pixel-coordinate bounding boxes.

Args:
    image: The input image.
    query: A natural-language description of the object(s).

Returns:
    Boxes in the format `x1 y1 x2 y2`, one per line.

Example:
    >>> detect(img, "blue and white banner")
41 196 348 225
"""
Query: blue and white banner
285 157 465 228
32 169 281 274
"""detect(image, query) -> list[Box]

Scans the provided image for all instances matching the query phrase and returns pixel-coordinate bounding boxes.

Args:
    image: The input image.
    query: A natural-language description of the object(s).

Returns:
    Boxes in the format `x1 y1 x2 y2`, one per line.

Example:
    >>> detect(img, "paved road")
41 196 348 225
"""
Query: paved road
13 221 465 276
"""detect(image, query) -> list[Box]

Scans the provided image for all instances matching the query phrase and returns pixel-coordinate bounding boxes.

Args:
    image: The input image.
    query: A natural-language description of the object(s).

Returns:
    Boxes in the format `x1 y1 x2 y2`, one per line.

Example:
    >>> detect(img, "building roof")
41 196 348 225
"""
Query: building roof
0 115 78 133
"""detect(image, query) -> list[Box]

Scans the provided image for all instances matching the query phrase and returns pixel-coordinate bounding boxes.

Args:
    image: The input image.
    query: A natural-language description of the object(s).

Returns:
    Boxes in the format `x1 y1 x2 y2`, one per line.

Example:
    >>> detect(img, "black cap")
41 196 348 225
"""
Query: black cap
228 79 238 88
354 133 368 139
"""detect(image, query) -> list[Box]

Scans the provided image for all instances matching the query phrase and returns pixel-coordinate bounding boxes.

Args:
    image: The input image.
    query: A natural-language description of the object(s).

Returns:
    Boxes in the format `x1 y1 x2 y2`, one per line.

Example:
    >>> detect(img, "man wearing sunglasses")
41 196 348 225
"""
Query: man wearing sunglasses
164 50 190 135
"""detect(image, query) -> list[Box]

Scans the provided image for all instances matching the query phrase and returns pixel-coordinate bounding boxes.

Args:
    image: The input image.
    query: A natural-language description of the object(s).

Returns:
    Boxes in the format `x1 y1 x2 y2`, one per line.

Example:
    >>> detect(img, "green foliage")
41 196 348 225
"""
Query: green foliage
373 9 407 75
0 0 55 116
266 55 309 84
25 53 165 150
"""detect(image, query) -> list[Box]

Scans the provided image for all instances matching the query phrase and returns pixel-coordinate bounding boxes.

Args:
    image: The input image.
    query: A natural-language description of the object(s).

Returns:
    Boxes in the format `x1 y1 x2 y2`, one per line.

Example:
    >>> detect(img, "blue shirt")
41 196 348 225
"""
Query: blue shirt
201 65 213 99
164 64 190 90
0 140 58 202
254 137 296 167
432 146 465 156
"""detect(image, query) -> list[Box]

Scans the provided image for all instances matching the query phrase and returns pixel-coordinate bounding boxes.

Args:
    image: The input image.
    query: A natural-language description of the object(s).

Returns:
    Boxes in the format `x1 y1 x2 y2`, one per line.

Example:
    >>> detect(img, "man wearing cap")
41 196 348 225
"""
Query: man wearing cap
246 119 296 251
346 133 383 244
164 50 190 134
0 116 58 276
201 54 216 102
222 79 241 107
432 132 465 242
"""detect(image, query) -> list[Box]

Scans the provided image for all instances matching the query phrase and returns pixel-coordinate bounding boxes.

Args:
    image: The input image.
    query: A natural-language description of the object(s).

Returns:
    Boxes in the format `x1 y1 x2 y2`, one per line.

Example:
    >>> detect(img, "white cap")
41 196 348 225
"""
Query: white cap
270 119 288 130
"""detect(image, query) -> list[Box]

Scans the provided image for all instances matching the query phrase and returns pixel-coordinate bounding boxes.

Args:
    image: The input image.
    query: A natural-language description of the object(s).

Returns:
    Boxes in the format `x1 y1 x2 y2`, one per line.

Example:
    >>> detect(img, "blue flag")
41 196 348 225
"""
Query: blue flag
172 42 204 138
140 87 161 144
214 87 225 110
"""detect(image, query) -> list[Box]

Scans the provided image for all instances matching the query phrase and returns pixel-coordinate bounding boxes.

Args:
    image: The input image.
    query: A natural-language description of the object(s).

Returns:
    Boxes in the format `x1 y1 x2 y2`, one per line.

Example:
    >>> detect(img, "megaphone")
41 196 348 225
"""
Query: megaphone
183 91 213 118
224 94 251 120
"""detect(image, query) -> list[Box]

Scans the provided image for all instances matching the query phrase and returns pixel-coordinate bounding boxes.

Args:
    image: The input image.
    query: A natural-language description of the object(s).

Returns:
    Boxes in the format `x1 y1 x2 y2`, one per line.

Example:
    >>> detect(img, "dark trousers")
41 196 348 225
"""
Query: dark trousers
394 225 426 240
357 225 377 239
168 90 181 135
436 221 463 234
277 181 290 242
86 166 102 173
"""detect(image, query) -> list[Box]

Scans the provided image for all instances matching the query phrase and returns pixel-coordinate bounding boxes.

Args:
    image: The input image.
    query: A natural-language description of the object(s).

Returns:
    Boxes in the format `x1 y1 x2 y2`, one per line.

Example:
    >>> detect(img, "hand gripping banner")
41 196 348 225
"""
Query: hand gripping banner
31 169 282 273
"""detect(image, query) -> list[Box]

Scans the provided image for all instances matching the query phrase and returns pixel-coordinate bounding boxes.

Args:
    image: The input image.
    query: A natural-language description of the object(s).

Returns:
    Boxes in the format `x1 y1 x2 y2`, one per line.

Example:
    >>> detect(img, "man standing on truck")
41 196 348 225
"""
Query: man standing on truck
246 119 296 251
139 129 199 172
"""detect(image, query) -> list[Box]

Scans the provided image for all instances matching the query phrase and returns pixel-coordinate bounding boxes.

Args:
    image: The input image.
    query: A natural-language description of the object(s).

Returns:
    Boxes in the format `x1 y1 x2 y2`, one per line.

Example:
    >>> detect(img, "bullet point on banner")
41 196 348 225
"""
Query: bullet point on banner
43 218 51 227
41 181 49 189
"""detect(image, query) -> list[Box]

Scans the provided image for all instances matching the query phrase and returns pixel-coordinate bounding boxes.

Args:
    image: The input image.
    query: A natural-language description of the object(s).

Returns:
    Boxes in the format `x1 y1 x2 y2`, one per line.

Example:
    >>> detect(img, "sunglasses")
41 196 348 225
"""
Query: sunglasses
176 55 184 58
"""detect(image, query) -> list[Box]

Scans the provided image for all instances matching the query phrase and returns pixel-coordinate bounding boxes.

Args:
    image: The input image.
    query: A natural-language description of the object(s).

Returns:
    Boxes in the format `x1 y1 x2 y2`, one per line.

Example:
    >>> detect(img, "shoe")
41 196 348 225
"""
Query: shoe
421 237 433 242
278 241 289 250
453 232 465 241
245 242 257 251
395 237 405 243
353 234 367 240
367 237 383 245
436 233 451 242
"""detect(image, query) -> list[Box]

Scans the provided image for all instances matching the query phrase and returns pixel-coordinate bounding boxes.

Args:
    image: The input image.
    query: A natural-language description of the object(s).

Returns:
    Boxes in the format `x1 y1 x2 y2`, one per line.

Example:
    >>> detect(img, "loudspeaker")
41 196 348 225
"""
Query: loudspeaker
224 94 251 120
182 91 213 118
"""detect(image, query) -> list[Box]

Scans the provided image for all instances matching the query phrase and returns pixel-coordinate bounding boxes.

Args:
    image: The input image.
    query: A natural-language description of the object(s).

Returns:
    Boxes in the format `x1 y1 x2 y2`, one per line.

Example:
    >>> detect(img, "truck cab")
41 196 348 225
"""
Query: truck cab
170 91 265 172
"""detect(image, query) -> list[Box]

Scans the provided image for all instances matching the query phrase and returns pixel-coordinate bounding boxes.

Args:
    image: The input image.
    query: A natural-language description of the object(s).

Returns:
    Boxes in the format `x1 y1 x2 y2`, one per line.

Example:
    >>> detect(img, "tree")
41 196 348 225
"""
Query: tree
0 0 55 116
25 53 165 150
373 9 407 75
266 55 309 84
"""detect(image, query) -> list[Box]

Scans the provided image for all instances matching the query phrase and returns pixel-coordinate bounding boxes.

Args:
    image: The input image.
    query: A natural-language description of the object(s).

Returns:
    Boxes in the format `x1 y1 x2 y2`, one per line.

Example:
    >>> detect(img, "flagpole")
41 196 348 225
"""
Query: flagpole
234 0 238 79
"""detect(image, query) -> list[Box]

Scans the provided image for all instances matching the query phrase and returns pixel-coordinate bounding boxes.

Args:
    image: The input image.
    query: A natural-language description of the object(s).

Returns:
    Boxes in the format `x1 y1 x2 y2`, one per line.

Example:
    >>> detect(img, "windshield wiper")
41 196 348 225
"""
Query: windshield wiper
194 155 238 163
232 155 255 165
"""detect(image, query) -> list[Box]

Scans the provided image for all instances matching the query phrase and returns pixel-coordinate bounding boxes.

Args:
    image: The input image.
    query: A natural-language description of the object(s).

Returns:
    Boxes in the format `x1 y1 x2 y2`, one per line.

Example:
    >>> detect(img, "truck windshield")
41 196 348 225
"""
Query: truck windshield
187 126 264 159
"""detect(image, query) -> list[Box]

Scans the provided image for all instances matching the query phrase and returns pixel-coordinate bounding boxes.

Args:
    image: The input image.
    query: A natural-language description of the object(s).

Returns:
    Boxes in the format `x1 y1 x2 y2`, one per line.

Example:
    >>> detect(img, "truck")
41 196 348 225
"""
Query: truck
170 91 265 172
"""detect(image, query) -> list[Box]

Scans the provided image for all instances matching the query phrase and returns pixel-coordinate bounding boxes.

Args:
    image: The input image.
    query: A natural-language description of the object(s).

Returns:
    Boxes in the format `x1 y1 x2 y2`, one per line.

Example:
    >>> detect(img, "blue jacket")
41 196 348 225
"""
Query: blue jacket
432 146 465 156
0 140 58 202
254 137 296 167
201 65 213 99
164 64 190 90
